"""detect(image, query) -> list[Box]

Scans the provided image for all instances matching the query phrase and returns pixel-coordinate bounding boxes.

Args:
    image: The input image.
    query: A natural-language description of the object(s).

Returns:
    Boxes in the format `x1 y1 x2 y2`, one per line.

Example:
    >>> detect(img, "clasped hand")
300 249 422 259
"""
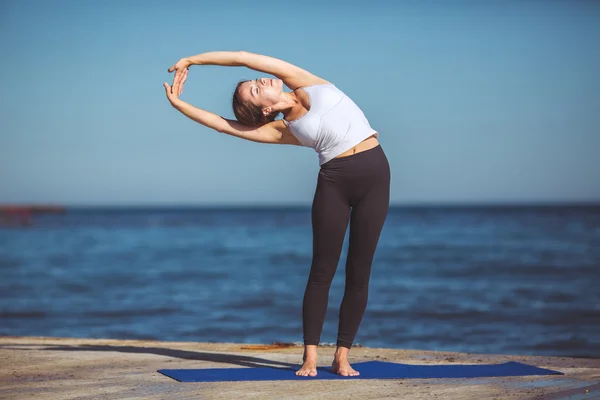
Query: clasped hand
164 58 191 105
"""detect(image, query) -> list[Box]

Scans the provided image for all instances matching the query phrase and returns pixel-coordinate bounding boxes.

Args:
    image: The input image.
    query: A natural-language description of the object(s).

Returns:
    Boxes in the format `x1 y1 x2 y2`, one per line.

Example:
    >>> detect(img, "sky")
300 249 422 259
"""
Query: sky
1 0 599 206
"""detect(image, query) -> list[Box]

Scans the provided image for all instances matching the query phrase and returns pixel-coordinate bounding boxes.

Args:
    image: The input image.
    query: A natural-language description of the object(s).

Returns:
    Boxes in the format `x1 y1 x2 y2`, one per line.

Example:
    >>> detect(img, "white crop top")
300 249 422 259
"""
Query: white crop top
283 84 378 165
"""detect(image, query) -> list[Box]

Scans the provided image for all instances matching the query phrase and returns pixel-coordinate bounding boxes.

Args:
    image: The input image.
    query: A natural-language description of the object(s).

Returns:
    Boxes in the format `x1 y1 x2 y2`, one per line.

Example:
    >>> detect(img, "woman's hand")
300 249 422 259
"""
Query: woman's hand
168 57 192 96
164 69 187 106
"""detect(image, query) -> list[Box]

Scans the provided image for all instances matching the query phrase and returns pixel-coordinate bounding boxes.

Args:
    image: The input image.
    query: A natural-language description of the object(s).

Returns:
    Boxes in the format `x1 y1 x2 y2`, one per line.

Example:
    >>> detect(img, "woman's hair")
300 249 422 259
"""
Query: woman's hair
232 80 278 127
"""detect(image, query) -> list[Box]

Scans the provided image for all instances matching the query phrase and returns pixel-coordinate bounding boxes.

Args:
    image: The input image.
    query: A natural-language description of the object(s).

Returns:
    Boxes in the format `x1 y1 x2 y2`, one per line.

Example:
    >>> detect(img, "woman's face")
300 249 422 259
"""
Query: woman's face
237 77 284 109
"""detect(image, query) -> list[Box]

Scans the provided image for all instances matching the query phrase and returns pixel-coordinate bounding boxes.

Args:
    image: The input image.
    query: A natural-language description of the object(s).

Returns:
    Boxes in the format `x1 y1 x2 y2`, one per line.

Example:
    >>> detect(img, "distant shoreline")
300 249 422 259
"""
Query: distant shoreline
1 202 599 211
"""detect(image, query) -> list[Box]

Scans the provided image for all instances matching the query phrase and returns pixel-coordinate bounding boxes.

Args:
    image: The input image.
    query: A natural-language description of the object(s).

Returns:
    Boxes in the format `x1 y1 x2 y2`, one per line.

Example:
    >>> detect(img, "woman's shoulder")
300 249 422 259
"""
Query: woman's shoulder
297 81 335 91
300 83 344 106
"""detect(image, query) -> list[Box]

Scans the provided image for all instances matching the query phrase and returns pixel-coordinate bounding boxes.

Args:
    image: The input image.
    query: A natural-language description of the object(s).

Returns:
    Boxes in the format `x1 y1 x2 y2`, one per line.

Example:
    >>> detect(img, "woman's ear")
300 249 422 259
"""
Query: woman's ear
263 100 294 116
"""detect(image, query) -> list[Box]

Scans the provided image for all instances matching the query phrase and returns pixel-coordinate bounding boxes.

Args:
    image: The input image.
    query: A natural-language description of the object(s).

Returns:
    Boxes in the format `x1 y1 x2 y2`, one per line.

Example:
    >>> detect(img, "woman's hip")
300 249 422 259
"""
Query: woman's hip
318 144 390 191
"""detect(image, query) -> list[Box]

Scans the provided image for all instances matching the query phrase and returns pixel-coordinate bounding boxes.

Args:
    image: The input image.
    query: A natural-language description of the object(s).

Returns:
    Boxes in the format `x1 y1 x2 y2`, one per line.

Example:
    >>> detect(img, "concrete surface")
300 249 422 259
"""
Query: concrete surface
0 336 598 399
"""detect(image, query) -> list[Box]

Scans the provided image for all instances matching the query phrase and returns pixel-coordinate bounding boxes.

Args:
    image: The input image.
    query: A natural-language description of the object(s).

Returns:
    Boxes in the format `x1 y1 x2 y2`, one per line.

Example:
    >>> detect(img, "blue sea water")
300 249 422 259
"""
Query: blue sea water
1 206 599 358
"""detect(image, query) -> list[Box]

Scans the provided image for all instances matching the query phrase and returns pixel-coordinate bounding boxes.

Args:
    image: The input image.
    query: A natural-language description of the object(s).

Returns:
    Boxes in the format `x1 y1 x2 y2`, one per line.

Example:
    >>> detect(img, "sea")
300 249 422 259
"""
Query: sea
1 205 599 359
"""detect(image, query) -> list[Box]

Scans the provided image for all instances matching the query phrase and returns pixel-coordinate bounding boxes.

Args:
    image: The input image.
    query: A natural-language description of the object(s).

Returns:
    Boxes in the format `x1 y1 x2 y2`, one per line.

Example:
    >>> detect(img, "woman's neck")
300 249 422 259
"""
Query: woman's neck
282 90 310 122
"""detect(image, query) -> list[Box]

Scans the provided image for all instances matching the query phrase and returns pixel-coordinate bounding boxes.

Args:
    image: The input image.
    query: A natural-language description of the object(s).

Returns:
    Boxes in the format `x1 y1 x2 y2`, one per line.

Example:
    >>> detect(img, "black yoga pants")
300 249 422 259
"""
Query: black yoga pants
303 144 391 349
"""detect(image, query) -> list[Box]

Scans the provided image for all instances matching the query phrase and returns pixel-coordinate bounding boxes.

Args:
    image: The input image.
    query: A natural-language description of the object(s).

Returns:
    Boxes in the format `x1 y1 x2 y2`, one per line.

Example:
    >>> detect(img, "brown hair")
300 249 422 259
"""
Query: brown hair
232 80 278 127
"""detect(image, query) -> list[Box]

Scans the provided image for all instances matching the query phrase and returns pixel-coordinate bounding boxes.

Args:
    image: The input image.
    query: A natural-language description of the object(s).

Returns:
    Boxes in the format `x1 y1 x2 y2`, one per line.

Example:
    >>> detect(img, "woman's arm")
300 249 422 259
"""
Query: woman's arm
174 100 301 145
170 51 329 90
163 80 301 146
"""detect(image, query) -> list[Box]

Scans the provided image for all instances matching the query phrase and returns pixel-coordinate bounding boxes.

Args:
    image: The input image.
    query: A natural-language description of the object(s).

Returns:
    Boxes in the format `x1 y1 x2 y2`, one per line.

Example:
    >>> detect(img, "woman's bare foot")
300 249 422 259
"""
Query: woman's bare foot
296 345 318 377
331 346 360 376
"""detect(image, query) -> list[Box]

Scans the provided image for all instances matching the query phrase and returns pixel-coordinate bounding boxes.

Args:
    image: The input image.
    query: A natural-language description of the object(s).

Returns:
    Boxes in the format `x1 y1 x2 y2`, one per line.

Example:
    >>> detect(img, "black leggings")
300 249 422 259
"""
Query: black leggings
303 144 391 349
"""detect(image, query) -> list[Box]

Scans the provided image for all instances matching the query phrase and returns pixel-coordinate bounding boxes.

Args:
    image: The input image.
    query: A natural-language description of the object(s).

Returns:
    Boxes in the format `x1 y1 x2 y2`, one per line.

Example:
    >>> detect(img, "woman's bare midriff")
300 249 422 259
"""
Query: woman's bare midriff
334 134 380 159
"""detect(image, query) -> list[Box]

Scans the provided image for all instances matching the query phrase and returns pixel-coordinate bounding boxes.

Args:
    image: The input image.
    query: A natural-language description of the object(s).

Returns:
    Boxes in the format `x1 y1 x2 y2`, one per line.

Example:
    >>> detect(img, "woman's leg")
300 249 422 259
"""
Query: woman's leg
333 148 391 375
337 183 390 348
296 171 350 376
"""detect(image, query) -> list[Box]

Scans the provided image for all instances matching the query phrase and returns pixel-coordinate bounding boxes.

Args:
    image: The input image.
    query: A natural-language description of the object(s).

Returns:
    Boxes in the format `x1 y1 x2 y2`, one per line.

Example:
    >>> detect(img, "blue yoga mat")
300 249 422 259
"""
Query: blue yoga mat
158 361 563 382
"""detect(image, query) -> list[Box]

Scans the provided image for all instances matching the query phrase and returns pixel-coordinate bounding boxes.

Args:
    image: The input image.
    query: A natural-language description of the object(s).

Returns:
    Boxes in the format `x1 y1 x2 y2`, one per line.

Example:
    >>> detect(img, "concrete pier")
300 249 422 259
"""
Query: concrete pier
1 336 598 399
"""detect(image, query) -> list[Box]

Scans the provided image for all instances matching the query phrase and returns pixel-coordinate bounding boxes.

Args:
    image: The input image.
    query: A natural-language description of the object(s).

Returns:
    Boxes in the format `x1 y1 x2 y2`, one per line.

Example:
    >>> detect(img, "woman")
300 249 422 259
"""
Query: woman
164 51 390 377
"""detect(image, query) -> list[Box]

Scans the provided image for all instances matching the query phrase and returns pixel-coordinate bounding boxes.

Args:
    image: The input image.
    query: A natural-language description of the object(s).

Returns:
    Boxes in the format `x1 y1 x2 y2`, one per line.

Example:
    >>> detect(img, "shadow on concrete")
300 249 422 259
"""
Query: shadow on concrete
1 344 299 369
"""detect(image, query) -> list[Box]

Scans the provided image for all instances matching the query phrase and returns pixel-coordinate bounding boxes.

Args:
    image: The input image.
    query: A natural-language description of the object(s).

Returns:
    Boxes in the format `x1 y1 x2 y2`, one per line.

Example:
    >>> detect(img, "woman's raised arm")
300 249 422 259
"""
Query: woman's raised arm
163 77 301 146
169 51 329 90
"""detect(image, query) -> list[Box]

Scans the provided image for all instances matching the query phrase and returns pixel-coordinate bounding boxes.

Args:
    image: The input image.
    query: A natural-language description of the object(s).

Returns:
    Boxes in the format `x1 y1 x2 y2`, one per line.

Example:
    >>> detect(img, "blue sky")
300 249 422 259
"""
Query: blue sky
1 0 599 206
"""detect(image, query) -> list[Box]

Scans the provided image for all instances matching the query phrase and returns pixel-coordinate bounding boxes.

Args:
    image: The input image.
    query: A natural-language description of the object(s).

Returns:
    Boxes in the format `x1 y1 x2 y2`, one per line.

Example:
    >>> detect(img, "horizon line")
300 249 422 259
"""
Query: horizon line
1 201 599 209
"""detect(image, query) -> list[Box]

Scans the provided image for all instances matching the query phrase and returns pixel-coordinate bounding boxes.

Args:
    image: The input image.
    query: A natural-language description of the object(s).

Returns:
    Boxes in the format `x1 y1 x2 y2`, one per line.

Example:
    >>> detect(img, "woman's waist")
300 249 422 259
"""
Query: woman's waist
319 136 388 174
315 130 379 163
333 134 379 159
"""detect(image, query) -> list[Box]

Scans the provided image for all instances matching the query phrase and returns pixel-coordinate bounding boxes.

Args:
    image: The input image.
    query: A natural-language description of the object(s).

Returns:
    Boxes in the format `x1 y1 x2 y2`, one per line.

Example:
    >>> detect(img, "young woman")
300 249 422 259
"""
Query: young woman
163 51 391 377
